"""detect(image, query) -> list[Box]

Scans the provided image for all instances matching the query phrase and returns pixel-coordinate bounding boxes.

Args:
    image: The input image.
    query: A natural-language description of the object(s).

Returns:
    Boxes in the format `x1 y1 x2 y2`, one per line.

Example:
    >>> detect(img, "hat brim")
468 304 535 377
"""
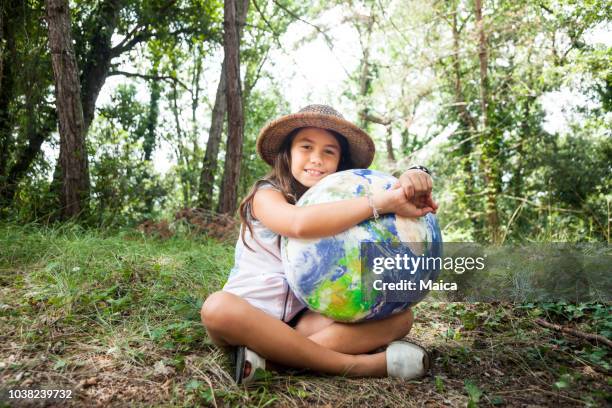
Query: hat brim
256 112 375 169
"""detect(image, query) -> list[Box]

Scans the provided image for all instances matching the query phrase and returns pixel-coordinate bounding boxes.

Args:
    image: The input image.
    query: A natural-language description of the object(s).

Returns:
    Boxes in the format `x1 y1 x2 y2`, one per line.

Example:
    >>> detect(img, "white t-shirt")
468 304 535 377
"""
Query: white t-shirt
223 181 305 322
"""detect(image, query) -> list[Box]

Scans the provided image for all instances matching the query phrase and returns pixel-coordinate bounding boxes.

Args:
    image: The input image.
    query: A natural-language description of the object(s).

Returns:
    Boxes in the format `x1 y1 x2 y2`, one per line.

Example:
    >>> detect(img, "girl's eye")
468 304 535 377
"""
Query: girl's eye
301 145 311 150
325 150 337 155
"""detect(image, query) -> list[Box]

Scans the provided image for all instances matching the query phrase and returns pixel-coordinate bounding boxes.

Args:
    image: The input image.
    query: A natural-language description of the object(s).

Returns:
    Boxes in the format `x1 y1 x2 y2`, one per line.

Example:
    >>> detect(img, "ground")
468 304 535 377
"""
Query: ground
0 224 610 407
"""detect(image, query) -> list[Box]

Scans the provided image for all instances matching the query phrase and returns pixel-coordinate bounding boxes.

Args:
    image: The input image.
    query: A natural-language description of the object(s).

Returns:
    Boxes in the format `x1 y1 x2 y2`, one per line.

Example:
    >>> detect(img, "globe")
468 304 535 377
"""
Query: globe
281 169 443 322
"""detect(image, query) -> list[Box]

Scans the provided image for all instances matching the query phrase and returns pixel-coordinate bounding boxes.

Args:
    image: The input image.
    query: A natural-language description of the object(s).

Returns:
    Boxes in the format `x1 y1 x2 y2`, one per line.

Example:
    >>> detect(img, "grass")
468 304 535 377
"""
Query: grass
0 223 610 407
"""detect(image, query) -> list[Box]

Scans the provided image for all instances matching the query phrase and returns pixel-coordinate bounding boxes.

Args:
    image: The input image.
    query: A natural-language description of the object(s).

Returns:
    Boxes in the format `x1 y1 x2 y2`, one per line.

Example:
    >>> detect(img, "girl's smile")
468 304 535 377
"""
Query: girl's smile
290 128 341 188
304 169 325 177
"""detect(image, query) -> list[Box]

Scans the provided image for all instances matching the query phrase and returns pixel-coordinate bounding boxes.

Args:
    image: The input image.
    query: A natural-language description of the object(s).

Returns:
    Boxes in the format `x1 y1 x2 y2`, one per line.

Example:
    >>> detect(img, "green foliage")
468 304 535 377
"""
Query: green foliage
410 0 612 242
464 380 483 407
434 375 445 393
0 0 56 216
520 301 611 371
0 221 233 330
1 0 610 243
89 85 168 226
1 0 226 222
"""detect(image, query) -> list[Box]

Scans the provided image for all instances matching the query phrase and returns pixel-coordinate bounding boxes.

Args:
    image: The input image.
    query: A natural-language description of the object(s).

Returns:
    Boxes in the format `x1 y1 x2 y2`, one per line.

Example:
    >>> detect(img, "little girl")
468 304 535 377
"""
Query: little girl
201 105 438 384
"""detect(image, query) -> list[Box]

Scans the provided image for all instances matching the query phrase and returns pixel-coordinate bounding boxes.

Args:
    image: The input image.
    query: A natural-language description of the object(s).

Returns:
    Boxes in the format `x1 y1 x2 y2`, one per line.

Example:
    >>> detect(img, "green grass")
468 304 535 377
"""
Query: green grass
0 223 610 407
0 223 236 405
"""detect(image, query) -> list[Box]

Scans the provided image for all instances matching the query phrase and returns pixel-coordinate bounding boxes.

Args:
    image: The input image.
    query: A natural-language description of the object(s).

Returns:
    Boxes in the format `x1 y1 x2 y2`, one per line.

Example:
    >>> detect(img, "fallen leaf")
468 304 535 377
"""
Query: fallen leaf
153 361 175 377
78 377 98 388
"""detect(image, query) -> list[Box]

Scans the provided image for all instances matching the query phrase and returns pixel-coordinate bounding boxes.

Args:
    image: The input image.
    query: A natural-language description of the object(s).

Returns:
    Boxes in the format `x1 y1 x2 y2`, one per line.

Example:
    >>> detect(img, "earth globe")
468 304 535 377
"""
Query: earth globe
281 169 443 322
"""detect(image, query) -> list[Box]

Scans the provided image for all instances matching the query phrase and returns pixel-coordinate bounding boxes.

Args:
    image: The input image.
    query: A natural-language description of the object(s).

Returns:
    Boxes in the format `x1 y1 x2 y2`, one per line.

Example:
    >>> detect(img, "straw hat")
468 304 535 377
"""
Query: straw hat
256 104 375 168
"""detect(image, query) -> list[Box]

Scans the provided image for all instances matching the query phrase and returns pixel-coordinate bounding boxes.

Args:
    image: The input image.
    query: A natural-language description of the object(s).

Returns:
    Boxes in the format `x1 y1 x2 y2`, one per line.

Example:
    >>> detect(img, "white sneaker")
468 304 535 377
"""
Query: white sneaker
386 341 431 379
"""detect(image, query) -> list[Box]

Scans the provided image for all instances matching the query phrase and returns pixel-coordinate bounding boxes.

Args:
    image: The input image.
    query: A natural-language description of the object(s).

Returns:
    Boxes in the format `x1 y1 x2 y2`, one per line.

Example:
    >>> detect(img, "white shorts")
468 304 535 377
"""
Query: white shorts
223 272 305 323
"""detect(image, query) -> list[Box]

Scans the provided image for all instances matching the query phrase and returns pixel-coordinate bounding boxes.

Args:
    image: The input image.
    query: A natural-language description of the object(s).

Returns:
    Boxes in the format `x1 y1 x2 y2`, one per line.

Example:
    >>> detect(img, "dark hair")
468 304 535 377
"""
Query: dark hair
238 128 353 250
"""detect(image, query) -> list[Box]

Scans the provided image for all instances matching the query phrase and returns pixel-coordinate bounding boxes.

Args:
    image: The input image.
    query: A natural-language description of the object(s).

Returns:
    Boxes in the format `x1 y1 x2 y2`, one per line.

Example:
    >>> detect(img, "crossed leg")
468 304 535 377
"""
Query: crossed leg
201 291 414 377
294 309 414 355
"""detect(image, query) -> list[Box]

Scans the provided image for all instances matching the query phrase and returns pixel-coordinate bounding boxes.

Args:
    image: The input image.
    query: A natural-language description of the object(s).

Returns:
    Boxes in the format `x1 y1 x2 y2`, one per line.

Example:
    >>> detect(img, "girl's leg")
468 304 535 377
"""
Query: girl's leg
201 291 387 377
294 309 414 355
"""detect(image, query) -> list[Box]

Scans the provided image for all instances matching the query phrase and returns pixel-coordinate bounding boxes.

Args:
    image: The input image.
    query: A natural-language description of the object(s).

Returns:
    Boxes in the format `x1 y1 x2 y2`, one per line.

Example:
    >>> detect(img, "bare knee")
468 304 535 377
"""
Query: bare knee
201 291 240 333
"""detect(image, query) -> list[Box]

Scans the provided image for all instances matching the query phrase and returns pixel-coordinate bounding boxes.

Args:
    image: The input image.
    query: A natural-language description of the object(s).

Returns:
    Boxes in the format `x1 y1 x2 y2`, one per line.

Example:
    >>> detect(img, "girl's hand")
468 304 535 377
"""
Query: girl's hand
393 169 438 214
372 188 435 218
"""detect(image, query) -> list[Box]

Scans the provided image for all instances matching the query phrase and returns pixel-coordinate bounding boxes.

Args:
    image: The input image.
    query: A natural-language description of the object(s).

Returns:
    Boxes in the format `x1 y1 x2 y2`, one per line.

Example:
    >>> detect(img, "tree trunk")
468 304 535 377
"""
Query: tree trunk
358 46 372 130
144 61 161 162
475 0 488 135
399 95 424 155
0 0 18 178
140 58 161 214
1 0 122 210
511 94 535 198
216 0 247 214
0 5 3 92
169 67 191 208
385 125 395 162
450 8 477 229
198 58 227 210
48 0 121 216
356 14 375 131
474 0 501 242
0 106 56 205
46 0 89 219
191 44 202 150
80 0 122 134
199 0 248 211
451 12 477 133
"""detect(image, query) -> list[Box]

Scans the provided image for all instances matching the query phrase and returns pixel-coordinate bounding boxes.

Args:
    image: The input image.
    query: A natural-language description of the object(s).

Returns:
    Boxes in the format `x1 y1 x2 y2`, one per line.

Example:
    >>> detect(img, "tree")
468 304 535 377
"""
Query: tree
0 0 16 174
78 0 123 136
449 4 476 194
46 0 90 219
199 0 249 211
197 58 227 210
474 0 501 242
216 0 249 214
355 5 397 162
0 0 56 208
88 84 167 226
1 0 222 214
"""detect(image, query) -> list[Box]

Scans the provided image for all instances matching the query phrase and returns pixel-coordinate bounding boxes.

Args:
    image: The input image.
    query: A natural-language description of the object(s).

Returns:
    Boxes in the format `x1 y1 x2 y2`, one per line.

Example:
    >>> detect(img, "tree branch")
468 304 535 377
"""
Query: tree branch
110 25 194 57
535 318 612 349
108 70 190 90
110 30 153 57
111 23 145 52
110 0 180 56
251 0 283 49
501 194 582 214
245 49 270 99
359 112 391 126
539 3 553 14
271 0 334 50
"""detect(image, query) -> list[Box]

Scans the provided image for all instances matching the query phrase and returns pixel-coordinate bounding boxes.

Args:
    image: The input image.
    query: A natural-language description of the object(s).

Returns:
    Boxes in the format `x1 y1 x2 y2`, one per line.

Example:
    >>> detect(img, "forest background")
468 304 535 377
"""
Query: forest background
0 0 611 406
1 0 609 243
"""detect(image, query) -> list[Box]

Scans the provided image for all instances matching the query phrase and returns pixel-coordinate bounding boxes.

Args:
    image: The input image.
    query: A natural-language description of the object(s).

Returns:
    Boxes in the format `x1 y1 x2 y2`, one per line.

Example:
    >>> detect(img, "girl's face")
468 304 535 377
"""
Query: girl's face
290 127 341 188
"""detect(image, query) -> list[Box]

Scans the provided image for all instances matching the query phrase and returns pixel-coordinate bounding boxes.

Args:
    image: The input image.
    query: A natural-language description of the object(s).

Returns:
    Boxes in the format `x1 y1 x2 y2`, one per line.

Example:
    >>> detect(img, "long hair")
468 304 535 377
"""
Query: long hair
238 128 354 251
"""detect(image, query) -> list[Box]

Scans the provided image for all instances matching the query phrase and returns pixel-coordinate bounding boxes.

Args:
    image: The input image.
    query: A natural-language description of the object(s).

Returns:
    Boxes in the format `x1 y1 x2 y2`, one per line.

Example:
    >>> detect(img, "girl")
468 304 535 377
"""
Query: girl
201 105 438 384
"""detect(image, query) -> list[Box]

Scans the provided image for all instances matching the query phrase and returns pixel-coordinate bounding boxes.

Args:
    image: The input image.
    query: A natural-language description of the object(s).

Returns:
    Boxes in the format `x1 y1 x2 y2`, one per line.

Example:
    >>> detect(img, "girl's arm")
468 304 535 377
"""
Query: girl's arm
252 188 431 239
